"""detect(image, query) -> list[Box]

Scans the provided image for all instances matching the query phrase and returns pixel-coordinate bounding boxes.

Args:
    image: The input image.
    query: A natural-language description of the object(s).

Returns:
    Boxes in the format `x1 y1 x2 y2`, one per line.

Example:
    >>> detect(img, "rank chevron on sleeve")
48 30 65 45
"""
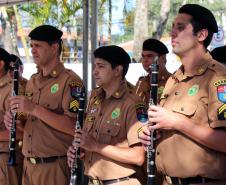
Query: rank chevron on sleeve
218 104 226 120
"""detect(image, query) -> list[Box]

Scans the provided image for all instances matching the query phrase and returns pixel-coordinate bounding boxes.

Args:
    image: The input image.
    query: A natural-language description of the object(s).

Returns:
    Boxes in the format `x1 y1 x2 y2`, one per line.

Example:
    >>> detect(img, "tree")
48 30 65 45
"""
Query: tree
133 0 148 61
0 7 18 54
152 0 170 39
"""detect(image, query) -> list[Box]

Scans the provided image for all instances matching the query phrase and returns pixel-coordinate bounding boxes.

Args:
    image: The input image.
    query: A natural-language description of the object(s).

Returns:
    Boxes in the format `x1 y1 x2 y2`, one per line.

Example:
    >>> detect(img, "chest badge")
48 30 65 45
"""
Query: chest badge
111 108 120 119
188 84 199 96
51 83 59 94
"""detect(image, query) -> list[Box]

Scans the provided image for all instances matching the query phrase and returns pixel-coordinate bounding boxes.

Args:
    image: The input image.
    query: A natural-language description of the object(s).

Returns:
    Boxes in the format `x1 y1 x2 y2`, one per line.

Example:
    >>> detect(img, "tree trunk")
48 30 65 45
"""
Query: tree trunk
0 7 16 54
133 0 148 62
13 5 30 63
108 0 112 43
153 0 170 39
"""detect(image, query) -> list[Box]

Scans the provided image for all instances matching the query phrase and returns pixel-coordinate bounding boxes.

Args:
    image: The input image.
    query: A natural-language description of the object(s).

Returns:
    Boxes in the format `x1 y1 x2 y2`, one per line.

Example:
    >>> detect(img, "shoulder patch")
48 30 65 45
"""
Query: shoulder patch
214 80 226 103
135 103 148 123
70 81 83 98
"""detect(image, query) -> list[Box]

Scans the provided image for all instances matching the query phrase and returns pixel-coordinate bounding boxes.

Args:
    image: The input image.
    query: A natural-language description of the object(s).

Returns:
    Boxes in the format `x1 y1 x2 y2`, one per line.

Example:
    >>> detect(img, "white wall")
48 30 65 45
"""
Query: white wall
23 58 180 91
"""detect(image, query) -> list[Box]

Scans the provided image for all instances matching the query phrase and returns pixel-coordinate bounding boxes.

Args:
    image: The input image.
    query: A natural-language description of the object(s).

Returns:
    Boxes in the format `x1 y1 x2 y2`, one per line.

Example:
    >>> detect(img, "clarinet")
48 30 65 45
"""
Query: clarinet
70 88 86 185
147 56 159 185
8 59 19 166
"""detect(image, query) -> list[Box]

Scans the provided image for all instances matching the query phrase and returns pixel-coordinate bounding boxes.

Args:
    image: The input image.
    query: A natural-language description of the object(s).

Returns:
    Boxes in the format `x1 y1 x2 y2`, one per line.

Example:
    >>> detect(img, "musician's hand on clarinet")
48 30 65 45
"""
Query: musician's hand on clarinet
4 111 25 131
148 105 187 130
138 125 151 148
67 146 76 168
4 111 13 130
75 130 98 152
9 95 36 115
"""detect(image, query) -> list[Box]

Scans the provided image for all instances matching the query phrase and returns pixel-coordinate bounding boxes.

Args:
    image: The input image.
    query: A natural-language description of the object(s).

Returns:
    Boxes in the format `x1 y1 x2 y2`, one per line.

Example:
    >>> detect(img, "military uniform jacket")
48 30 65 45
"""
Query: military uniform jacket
135 68 171 106
156 53 226 179
22 62 83 157
83 80 146 180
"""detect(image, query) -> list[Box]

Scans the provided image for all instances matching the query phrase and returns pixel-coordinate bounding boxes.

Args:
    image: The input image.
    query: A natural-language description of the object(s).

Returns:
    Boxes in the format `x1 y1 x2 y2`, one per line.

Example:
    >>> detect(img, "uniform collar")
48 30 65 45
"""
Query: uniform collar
40 62 65 78
97 80 128 100
173 52 211 81
0 74 11 88
111 80 128 99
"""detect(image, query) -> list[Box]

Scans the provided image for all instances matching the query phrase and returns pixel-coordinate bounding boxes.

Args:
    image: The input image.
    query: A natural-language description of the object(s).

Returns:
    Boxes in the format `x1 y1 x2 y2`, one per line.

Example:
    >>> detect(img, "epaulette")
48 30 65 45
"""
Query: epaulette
208 60 226 76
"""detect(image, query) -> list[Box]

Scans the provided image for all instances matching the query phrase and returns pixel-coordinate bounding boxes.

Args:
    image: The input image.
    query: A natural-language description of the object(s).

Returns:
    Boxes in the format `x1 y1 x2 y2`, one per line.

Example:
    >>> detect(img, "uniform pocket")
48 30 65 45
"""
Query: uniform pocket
98 123 121 144
172 102 197 117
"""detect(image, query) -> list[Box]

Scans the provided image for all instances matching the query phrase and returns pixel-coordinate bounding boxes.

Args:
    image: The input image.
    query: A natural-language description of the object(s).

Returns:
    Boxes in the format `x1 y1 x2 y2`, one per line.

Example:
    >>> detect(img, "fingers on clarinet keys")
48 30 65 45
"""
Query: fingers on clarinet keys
73 138 80 146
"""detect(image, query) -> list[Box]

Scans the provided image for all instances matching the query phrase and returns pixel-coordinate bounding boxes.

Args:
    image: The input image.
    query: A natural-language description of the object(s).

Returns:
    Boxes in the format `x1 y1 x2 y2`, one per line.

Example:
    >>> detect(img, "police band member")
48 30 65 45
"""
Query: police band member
135 38 171 107
138 4 226 185
0 48 25 185
4 25 84 185
68 45 146 185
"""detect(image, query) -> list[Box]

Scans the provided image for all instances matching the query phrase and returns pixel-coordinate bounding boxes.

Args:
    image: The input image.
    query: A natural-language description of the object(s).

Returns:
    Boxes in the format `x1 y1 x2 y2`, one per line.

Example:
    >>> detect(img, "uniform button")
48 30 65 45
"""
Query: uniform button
28 134 32 138
181 107 184 111
107 130 110 133
99 113 102 116
95 129 98 133
46 104 50 107
28 150 31 154
175 92 179 95
212 64 215 67
88 160 91 164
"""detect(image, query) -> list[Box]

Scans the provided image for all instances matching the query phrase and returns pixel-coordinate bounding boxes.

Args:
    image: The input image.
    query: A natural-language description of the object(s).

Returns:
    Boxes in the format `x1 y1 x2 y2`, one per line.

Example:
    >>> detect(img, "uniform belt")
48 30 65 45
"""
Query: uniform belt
0 152 8 154
165 175 215 185
27 155 66 165
89 174 134 185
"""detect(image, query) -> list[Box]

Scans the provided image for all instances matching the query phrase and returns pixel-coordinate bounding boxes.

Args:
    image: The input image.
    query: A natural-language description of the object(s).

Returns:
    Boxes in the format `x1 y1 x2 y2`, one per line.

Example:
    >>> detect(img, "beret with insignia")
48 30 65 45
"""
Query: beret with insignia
0 48 11 71
143 39 169 55
210 46 226 64
94 45 131 76
179 4 218 33
29 25 63 42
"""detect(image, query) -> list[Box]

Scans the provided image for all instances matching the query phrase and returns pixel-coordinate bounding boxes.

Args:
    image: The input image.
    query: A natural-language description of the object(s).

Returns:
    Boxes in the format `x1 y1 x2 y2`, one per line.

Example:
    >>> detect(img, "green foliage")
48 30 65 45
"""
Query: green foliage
19 0 82 28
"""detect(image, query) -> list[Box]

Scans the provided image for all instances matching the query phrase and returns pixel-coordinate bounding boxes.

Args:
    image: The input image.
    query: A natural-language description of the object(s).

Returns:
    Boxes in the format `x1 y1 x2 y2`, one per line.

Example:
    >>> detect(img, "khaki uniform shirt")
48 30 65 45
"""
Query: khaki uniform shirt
156 53 226 179
0 74 12 152
83 80 146 180
22 62 83 157
135 68 171 106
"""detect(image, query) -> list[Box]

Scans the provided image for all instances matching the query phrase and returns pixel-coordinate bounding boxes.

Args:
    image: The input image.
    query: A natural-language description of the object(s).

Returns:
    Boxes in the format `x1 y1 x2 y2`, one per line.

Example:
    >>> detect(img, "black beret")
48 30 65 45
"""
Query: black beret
210 46 226 64
179 4 218 33
11 54 23 65
94 45 131 68
0 48 11 63
29 25 63 42
143 38 169 54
